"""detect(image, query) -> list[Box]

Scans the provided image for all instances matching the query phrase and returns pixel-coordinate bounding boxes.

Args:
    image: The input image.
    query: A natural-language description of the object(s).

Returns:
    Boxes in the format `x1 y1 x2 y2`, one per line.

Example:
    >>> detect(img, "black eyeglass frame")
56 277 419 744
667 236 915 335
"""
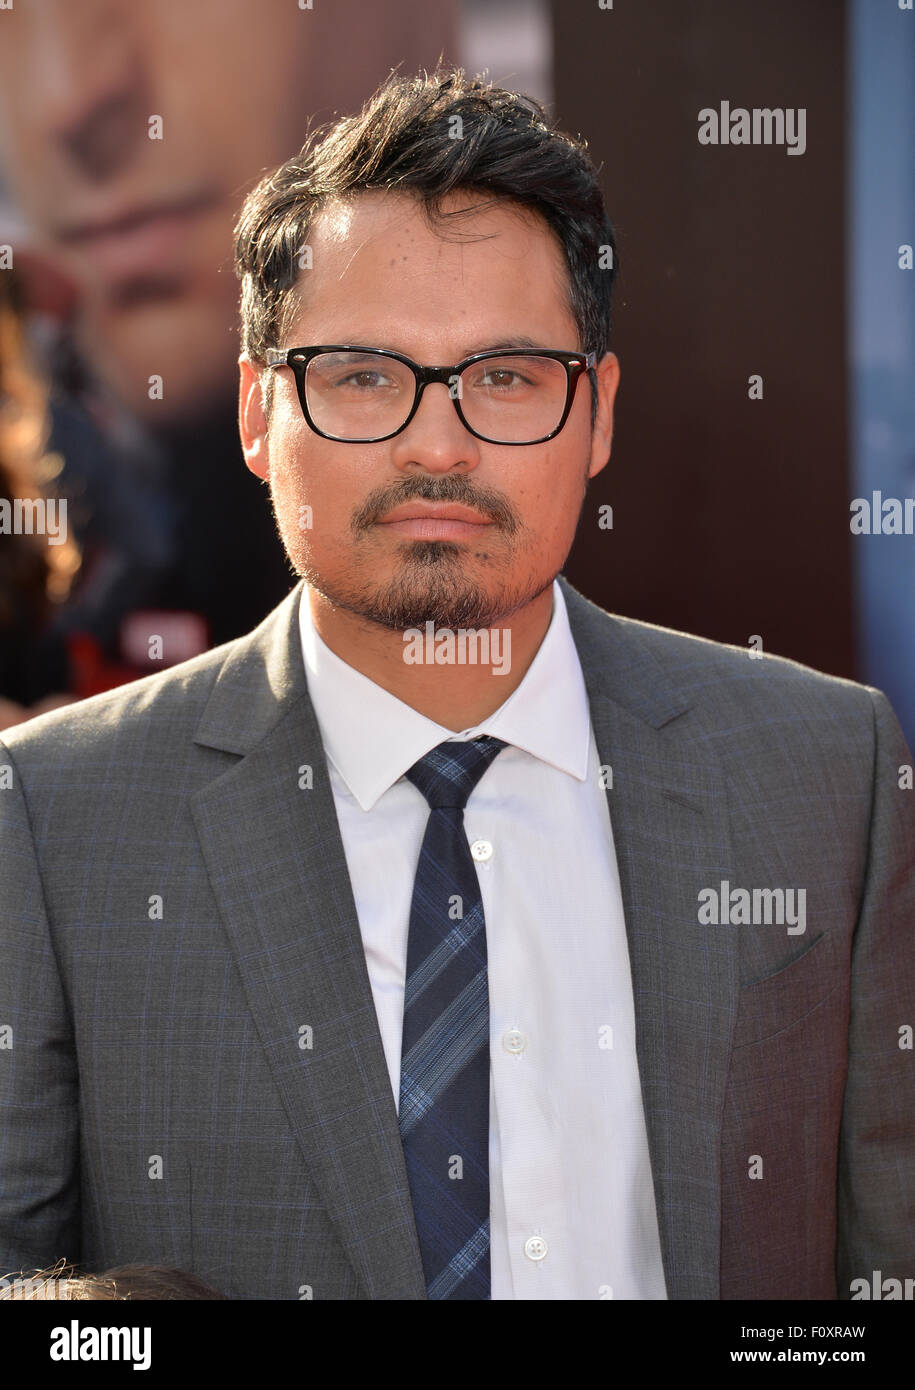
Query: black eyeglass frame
264 344 598 445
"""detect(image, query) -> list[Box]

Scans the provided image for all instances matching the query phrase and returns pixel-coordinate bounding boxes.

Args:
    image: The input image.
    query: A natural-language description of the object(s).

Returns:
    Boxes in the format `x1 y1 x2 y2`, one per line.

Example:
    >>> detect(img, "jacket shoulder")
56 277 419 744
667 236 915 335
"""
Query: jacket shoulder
0 637 236 763
560 578 879 724
621 612 865 694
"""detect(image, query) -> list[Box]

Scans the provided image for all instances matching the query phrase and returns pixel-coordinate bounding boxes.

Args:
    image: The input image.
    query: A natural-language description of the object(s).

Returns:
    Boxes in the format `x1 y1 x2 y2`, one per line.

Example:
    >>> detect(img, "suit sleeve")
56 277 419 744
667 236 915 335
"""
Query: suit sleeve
836 689 915 1296
0 737 80 1278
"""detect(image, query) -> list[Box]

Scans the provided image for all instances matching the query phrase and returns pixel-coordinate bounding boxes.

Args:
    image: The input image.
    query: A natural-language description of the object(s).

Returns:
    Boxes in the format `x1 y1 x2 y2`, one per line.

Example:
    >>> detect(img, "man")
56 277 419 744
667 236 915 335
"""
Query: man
1 68 913 1301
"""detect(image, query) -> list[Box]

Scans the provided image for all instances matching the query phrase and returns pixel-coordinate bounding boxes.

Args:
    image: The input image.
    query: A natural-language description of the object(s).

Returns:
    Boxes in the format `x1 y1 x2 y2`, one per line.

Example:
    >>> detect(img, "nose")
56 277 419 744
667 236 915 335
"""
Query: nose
390 379 481 474
34 0 145 182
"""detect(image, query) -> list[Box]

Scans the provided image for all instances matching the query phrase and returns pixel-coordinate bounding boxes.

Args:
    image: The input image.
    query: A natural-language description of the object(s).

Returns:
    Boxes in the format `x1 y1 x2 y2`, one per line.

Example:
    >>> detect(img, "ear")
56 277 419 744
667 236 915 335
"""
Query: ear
587 351 620 481
238 356 270 481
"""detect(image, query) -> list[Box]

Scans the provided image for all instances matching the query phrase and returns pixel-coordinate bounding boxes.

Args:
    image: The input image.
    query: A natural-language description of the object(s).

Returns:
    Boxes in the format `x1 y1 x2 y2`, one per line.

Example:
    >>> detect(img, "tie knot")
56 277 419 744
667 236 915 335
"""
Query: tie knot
405 735 507 811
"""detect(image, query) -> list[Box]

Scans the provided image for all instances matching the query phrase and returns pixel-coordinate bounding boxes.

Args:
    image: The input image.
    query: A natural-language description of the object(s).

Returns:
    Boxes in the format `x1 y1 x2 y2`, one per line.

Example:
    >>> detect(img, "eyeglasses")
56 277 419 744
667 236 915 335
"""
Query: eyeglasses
265 344 597 445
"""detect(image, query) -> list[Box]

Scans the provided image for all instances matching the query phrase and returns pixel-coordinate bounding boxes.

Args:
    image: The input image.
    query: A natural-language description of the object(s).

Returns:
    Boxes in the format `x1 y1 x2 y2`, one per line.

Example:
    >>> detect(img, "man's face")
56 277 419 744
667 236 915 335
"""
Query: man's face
0 0 452 426
239 190 618 631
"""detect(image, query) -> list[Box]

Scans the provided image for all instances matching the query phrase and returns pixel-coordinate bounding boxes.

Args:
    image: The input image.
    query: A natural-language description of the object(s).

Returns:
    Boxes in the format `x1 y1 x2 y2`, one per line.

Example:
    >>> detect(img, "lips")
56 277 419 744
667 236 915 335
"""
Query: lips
56 189 220 285
379 503 491 525
376 502 493 541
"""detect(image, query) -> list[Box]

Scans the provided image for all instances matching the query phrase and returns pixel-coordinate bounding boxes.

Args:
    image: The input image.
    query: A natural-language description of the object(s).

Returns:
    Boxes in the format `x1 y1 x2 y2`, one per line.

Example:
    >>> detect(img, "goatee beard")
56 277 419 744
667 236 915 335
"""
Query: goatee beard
303 543 545 631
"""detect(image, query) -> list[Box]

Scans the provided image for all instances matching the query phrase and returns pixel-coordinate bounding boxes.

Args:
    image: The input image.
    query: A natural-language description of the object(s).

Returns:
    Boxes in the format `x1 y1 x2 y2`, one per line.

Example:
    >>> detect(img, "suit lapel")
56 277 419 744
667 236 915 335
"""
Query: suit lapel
559 576 739 1300
190 583 426 1299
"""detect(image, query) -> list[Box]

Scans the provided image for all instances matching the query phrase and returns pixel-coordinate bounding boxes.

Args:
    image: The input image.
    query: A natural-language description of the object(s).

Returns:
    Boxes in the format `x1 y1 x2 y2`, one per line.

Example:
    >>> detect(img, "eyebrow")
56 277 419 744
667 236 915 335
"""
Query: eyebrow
461 335 552 354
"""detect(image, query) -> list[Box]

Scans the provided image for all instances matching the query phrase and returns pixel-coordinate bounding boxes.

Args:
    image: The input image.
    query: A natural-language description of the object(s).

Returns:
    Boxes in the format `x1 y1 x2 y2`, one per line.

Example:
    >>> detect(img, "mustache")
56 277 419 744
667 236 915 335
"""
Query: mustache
352 475 519 534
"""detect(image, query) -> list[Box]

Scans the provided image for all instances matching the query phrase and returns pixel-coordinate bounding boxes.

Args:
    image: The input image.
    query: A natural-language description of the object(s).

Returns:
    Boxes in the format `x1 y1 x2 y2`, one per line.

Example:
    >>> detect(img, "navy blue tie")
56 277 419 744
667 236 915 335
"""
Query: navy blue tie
399 735 508 1300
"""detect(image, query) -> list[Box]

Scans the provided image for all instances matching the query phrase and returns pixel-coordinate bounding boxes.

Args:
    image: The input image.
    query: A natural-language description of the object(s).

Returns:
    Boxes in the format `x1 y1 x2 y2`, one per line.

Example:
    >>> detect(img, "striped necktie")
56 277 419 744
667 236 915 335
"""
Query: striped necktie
399 734 508 1299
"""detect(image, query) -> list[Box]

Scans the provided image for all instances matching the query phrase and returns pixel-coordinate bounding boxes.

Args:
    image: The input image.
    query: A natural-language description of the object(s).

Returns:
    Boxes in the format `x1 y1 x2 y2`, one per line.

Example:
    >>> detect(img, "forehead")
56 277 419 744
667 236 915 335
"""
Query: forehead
312 187 556 247
287 189 574 339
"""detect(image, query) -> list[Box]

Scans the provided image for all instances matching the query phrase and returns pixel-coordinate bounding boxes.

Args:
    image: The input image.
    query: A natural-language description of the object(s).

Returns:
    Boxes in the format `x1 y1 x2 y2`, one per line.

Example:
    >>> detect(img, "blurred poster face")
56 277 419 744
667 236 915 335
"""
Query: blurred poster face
0 0 457 427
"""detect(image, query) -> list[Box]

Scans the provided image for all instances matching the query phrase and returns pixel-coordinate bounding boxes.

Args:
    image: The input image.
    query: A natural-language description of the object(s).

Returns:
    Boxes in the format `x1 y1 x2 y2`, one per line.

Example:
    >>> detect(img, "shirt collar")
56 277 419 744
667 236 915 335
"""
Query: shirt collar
298 578 592 811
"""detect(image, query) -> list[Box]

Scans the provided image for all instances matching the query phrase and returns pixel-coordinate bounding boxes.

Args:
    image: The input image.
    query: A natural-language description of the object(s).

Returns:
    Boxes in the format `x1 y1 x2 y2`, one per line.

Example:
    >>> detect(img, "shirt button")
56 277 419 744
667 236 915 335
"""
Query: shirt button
524 1235 548 1262
470 839 493 862
503 1029 526 1054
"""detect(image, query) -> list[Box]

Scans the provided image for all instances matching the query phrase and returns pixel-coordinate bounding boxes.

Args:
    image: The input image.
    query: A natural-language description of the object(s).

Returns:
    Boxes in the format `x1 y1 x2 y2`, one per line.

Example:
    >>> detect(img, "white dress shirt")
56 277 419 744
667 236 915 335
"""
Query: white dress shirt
298 579 667 1300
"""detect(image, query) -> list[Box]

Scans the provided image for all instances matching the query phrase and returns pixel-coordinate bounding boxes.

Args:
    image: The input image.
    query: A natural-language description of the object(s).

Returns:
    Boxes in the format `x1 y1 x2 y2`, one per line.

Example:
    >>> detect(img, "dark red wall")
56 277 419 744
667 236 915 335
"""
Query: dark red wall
554 0 853 678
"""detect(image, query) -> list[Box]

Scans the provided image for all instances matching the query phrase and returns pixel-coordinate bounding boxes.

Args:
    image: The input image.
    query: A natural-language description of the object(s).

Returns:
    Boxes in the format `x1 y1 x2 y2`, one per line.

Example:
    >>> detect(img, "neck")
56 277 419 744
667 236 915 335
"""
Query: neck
306 583 555 732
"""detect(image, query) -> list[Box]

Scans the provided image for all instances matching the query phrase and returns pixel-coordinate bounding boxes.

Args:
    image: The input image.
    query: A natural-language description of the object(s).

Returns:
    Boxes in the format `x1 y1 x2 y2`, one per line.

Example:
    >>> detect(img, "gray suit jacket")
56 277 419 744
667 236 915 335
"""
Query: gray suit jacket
1 575 913 1299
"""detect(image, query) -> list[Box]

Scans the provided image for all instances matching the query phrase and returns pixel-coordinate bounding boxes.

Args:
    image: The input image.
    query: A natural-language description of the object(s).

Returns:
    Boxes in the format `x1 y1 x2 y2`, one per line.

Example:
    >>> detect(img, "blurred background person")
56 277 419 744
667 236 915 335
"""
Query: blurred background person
0 0 457 701
0 266 79 725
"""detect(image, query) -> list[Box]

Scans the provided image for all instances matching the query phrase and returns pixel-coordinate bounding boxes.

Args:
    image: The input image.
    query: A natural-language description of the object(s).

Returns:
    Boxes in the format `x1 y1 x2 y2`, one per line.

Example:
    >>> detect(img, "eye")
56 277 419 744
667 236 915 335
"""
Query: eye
477 367 527 389
337 369 394 389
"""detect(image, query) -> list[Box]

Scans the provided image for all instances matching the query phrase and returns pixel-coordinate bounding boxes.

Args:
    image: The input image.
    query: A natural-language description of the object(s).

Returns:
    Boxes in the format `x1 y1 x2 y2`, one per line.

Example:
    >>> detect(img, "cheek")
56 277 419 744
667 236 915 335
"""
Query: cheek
271 448 347 536
515 452 585 526
161 17 305 161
